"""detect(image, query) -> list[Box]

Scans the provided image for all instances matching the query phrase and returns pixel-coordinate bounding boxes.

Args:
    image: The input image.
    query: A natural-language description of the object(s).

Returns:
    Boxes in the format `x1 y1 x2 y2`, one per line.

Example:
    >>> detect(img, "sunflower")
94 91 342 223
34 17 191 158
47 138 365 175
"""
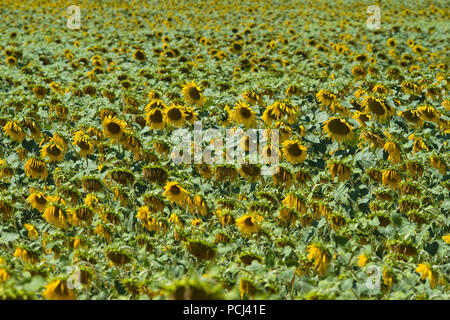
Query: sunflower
72 131 94 157
398 109 423 127
362 95 390 122
3 121 25 142
328 161 351 182
352 111 371 126
351 65 366 79
316 89 336 107
40 143 64 162
24 157 47 180
189 195 207 217
239 163 261 182
164 104 186 127
235 215 260 237
239 278 256 300
242 90 263 106
272 165 292 188
278 206 298 226
322 117 354 143
33 85 47 99
24 223 39 240
163 181 189 206
27 191 48 212
282 140 307 163
417 105 439 123
372 84 389 95
214 164 238 182
306 244 330 275
282 193 307 214
43 279 76 300
132 49 146 61
136 206 160 232
0 267 9 283
43 203 69 229
357 253 368 267
442 234 450 244
0 160 13 180
382 168 401 189
185 239 216 260
69 205 93 226
430 155 446 174
261 104 278 125
231 101 257 128
383 141 401 164
6 55 16 66
182 81 206 106
14 247 37 264
273 121 292 143
416 263 437 289
182 106 198 124
401 81 421 95
145 108 165 130
102 115 127 141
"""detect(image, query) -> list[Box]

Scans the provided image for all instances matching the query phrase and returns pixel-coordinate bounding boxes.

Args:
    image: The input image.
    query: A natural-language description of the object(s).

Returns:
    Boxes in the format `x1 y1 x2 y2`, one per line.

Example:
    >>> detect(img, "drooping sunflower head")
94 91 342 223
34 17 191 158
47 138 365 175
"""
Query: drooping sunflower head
24 157 48 180
362 95 390 122
72 131 94 157
417 105 439 123
322 117 354 143
398 109 423 126
182 106 198 124
214 164 238 182
3 121 25 142
43 279 76 300
316 89 337 107
242 89 263 106
185 239 216 260
27 191 48 212
40 143 64 162
42 203 69 229
382 168 401 189
182 81 206 106
351 65 366 79
282 140 307 163
146 108 165 130
352 111 371 126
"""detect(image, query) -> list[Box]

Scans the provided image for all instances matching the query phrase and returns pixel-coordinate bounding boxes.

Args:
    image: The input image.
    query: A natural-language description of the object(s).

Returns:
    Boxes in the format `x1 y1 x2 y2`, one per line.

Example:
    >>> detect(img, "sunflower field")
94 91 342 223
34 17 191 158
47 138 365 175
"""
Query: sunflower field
0 0 449 300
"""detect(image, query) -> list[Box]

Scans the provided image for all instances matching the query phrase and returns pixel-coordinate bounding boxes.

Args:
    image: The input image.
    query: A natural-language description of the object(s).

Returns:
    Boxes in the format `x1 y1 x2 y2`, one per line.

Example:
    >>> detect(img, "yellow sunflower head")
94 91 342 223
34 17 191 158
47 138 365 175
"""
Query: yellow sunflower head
72 131 94 157
40 143 64 162
322 117 354 143
163 181 189 206
164 104 186 127
282 140 307 163
102 115 127 141
43 279 76 300
27 191 48 212
232 101 256 128
182 81 206 106
235 214 261 237
24 157 48 180
132 49 146 61
3 121 25 142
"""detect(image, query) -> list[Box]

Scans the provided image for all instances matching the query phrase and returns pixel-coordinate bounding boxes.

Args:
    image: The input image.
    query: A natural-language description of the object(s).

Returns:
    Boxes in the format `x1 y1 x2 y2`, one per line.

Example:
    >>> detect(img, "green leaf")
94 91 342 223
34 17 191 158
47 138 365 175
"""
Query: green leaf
424 241 439 256
1 232 19 242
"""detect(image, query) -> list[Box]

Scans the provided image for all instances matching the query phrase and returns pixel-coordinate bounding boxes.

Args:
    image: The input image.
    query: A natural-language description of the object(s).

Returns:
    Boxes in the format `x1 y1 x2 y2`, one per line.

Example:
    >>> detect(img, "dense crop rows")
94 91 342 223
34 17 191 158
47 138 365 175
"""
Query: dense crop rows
0 0 448 300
